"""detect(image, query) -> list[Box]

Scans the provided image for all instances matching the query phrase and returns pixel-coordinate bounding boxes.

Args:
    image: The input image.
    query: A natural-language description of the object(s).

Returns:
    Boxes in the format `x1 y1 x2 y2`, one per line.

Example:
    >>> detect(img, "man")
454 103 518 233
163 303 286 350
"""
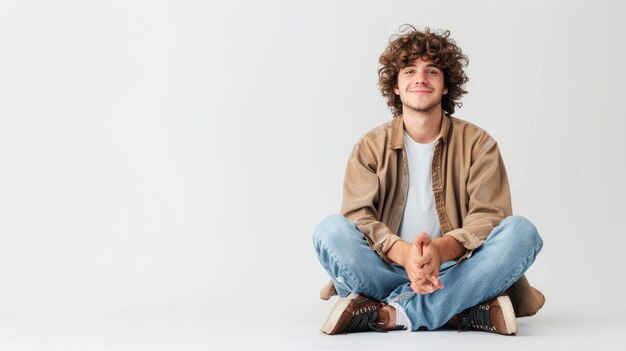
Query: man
312 26 545 336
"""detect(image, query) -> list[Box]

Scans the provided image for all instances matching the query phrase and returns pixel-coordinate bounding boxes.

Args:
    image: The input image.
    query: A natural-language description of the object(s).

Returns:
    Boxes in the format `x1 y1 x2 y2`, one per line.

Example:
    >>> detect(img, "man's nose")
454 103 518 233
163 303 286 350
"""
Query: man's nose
414 72 427 85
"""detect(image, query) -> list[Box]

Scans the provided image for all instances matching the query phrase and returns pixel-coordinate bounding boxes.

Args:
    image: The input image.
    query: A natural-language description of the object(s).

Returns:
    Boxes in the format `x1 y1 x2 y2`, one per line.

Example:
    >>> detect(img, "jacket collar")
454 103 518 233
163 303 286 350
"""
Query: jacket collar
389 113 452 150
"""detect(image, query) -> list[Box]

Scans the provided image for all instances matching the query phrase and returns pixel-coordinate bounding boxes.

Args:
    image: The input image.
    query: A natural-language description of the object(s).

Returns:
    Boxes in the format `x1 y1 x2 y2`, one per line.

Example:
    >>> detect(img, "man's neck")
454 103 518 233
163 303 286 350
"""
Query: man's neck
402 107 443 144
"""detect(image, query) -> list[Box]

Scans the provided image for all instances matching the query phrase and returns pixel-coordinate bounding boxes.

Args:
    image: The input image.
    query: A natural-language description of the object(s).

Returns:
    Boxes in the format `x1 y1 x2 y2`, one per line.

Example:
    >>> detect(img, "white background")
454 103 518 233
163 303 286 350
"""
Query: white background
1 0 625 349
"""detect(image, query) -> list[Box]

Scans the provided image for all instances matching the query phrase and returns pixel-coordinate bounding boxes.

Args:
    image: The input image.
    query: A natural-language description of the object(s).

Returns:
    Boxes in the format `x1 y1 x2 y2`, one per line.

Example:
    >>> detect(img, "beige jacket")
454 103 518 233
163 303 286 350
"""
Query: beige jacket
330 114 544 317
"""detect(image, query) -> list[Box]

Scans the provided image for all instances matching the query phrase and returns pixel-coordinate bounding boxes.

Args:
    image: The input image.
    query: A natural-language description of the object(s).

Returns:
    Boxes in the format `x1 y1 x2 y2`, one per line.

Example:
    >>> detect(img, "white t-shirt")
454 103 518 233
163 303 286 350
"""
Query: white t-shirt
398 131 443 243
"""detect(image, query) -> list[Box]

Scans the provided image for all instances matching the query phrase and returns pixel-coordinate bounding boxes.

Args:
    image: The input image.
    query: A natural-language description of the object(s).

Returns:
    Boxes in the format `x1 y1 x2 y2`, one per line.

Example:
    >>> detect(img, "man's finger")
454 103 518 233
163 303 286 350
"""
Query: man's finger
425 272 443 289
410 275 430 288
410 281 421 294
414 239 424 256
411 282 430 294
411 264 443 293
414 233 431 256
417 266 440 288
416 255 431 267
412 281 437 294
415 232 431 247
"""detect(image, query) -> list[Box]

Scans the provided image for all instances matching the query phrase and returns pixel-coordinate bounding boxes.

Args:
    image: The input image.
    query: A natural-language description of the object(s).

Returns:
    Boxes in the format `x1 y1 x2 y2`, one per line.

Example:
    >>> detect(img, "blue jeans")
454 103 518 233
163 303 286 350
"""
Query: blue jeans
312 215 543 331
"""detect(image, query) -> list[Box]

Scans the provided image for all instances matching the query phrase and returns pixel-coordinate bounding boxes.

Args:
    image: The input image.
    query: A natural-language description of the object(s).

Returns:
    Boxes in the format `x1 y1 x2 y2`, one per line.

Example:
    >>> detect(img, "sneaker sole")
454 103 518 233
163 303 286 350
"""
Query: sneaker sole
496 295 518 335
320 293 358 334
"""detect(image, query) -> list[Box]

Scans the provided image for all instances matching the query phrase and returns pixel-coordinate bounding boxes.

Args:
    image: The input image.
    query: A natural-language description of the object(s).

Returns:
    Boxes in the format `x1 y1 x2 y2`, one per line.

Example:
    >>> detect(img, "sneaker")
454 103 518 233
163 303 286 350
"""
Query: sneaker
447 296 518 335
320 293 406 334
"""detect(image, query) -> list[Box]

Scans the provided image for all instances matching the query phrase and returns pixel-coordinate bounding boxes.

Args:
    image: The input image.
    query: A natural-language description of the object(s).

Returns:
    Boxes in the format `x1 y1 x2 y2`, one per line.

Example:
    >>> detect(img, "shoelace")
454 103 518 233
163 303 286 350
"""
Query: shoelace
343 304 386 333
458 304 495 332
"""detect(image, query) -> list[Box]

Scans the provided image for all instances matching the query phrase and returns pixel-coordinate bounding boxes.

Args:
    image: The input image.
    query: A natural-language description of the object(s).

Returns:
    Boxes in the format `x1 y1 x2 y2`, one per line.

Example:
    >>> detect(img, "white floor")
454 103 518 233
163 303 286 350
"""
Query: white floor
1 305 624 351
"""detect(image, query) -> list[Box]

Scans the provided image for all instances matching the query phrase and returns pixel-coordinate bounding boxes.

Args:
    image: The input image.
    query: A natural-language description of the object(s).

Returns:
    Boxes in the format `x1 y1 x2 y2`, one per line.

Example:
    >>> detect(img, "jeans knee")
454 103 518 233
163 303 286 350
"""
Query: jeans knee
312 214 352 251
502 215 543 253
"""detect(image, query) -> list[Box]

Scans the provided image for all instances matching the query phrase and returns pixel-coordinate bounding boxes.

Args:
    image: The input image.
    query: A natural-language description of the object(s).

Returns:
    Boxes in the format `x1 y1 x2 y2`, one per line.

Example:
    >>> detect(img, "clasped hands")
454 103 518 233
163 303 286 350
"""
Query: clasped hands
405 232 444 294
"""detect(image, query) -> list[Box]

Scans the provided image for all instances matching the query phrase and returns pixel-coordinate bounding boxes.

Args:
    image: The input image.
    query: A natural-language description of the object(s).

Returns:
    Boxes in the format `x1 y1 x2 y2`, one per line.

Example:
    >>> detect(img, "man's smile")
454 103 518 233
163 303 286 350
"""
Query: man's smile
408 88 433 95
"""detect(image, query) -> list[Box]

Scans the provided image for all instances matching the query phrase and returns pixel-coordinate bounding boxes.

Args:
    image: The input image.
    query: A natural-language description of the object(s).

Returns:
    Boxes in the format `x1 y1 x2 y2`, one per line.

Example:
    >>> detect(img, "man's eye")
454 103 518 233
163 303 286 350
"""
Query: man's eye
427 69 439 75
405 69 414 74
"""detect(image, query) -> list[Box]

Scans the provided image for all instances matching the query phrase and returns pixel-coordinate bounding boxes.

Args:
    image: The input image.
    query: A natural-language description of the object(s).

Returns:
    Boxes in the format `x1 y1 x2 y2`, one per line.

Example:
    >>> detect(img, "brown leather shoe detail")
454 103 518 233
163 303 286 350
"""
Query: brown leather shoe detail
319 280 338 301
320 294 405 334
447 296 518 335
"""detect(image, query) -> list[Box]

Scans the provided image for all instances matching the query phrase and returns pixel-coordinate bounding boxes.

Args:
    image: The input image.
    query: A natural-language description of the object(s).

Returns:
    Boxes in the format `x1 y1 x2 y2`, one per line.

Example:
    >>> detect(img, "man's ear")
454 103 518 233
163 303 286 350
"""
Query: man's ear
443 86 448 95
394 86 400 95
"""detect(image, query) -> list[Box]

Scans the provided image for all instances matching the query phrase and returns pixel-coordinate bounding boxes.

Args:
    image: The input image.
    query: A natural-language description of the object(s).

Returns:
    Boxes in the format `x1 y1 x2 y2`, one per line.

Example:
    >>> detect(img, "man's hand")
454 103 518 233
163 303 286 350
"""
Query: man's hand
387 234 465 295
405 233 444 294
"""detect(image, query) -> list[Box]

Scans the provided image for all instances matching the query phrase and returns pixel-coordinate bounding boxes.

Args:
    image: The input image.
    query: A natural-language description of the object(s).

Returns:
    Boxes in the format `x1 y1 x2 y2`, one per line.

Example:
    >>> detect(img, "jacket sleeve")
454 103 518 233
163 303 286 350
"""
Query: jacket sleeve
340 141 401 264
444 137 513 261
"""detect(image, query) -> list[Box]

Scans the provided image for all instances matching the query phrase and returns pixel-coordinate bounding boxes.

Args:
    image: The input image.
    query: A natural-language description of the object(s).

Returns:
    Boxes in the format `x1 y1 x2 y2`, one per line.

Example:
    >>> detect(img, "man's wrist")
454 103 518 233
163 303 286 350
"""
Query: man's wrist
387 239 411 267
432 236 464 262
431 238 445 261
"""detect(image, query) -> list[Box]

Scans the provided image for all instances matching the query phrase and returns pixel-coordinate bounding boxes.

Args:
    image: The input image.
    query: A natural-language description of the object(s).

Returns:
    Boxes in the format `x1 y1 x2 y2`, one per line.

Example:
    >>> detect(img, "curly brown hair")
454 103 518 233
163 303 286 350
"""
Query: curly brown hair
378 25 469 116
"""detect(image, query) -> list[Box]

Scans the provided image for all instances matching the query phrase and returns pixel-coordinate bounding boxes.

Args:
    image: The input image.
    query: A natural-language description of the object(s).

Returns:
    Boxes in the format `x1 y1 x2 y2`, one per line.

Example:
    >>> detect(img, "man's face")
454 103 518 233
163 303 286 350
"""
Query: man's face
394 56 448 115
